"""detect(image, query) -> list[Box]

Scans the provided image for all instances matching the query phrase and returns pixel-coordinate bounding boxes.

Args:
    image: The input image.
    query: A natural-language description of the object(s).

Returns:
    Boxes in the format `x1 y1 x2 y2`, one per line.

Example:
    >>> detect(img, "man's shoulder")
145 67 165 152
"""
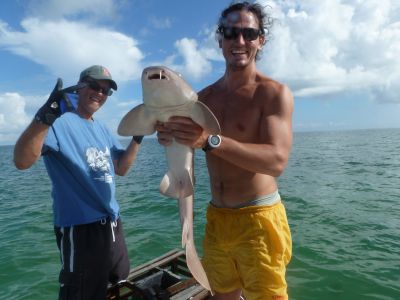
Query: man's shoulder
256 74 292 100
198 80 222 102
256 72 284 89
252 75 293 114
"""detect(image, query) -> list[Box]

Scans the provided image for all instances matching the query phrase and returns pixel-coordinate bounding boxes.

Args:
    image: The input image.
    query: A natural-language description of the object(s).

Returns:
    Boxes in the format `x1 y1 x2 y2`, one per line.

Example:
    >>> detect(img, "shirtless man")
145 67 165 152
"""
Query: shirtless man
156 2 293 299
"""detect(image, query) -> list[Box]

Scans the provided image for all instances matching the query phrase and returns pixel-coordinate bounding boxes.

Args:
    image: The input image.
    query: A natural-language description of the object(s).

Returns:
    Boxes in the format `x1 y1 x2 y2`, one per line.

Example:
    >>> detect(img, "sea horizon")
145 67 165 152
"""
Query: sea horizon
2 126 400 147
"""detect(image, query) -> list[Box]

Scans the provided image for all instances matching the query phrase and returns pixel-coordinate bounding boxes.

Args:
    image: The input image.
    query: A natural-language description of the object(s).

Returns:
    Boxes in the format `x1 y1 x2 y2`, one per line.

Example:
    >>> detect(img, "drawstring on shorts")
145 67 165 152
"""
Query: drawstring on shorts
111 221 117 242
100 218 117 242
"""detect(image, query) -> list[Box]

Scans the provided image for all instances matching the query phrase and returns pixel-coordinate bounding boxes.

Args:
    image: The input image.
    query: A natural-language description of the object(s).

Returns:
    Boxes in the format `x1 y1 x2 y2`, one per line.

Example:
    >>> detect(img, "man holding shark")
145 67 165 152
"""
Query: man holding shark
156 2 293 299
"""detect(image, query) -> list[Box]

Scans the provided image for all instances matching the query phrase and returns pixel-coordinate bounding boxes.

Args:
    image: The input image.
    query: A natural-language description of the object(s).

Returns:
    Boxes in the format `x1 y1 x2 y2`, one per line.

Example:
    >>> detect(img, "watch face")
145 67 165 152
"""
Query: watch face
210 135 220 146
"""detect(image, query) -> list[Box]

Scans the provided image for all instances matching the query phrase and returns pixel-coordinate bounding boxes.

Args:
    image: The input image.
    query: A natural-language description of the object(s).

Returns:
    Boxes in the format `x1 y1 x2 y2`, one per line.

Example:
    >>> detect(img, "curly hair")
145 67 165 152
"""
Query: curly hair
216 1 272 60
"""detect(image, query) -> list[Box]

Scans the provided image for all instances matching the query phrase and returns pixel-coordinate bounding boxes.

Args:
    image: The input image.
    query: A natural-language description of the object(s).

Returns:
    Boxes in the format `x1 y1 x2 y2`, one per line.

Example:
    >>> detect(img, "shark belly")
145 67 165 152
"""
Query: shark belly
160 142 194 199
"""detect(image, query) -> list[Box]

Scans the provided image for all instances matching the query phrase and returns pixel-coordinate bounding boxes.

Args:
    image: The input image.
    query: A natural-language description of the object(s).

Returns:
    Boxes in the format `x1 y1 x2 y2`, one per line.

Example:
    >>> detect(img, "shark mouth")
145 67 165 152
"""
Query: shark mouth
147 69 168 80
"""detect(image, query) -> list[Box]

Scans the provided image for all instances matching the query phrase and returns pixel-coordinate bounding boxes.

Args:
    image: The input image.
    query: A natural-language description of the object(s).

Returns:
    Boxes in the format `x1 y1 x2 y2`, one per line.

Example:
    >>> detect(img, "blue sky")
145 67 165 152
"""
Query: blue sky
0 0 399 145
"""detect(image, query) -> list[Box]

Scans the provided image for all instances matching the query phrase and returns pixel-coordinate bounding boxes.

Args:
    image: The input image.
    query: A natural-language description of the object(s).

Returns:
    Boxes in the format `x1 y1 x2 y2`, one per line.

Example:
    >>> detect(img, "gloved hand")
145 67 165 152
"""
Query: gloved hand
34 78 66 126
133 136 144 144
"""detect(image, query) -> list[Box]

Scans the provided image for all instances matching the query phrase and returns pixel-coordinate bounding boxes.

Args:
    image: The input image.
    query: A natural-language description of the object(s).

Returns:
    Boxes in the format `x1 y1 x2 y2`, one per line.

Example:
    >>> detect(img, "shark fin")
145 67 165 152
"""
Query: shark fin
159 170 193 199
181 217 190 247
118 104 157 136
190 102 221 135
185 240 212 292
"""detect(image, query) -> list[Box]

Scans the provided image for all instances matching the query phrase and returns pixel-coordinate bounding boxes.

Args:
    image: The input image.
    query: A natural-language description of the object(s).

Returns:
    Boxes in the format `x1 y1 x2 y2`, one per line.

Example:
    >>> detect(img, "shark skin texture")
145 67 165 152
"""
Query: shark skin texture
118 66 220 292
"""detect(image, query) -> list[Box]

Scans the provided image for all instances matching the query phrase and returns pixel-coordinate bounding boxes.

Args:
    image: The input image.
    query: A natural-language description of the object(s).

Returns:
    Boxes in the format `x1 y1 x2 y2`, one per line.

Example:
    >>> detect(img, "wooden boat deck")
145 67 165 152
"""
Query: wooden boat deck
107 249 211 300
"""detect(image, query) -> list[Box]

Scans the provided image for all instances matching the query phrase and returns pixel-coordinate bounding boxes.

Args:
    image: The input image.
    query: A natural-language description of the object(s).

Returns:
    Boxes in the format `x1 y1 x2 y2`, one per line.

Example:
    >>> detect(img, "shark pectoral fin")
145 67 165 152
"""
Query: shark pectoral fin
118 104 156 136
185 240 212 292
160 172 178 198
159 170 194 199
190 102 221 135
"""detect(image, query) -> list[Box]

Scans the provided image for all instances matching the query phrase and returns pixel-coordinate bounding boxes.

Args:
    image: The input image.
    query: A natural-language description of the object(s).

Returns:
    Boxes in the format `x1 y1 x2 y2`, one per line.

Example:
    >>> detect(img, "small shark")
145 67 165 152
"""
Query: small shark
118 66 220 292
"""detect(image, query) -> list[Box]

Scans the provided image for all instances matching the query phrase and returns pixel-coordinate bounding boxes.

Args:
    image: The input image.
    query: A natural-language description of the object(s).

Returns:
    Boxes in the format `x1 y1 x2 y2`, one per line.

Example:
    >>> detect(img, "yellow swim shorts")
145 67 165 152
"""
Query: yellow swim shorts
202 201 292 300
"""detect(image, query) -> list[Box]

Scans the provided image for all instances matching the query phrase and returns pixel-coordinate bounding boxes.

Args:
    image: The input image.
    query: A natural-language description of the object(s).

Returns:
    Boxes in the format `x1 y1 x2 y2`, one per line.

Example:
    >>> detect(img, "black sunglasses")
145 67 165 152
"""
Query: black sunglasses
220 26 262 41
85 80 113 96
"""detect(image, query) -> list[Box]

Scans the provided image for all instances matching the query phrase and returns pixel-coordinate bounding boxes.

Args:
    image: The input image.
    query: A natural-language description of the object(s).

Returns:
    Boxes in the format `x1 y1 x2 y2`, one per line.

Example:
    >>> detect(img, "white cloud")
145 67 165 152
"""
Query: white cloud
0 18 144 83
256 0 400 102
158 26 223 82
0 93 32 145
198 26 224 62
164 38 213 81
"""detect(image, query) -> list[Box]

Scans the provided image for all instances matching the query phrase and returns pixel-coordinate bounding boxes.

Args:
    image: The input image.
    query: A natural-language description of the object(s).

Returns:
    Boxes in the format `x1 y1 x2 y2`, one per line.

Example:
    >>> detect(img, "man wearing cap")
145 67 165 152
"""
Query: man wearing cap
14 65 141 299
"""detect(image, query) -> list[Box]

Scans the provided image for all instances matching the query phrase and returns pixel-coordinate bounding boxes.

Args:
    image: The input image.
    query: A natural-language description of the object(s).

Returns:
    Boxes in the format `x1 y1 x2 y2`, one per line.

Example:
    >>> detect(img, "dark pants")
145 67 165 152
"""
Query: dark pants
54 218 130 300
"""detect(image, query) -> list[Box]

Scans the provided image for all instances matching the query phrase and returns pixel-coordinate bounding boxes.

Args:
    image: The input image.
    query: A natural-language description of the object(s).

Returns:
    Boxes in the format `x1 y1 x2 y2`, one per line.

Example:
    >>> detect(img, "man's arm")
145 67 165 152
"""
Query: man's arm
113 137 142 176
14 79 86 170
14 121 50 170
212 84 293 177
160 84 293 177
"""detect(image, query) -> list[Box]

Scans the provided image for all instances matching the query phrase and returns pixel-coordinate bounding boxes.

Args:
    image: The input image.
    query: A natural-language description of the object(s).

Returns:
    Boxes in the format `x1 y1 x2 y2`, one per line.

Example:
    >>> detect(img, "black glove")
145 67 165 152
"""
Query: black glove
133 136 144 144
34 78 66 126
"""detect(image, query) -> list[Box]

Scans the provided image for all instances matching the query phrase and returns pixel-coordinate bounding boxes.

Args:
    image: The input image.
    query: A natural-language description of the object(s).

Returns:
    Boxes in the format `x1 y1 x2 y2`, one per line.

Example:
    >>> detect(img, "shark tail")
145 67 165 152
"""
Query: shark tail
159 170 193 199
181 217 190 247
185 239 212 292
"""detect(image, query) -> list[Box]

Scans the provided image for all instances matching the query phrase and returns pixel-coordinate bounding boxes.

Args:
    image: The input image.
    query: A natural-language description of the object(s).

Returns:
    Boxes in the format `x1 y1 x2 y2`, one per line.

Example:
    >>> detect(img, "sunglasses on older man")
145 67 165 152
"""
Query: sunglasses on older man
220 26 263 41
85 80 113 96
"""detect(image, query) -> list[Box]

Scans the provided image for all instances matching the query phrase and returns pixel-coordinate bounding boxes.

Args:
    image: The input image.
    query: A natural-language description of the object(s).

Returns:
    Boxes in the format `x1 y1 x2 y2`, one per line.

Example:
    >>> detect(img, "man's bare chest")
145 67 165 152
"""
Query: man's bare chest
207 95 264 142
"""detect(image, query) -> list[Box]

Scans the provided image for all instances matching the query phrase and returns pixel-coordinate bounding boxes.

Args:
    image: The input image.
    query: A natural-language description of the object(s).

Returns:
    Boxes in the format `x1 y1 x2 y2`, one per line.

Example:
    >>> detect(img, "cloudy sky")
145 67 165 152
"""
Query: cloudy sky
0 0 399 145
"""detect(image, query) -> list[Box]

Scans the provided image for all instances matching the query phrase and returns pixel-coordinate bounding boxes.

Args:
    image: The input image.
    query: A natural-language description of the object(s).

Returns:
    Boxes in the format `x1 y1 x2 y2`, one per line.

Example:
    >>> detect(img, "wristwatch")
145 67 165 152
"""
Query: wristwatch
202 135 222 152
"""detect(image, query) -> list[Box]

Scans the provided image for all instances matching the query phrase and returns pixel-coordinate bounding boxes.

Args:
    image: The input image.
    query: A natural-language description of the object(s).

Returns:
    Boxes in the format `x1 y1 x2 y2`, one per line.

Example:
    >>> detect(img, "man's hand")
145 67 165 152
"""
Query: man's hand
156 116 208 148
34 78 66 126
155 121 174 146
34 79 87 126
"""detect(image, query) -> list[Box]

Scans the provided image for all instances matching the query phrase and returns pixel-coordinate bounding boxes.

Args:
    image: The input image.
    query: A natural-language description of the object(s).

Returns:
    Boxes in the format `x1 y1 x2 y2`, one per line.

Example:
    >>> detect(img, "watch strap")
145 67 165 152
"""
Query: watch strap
202 141 213 152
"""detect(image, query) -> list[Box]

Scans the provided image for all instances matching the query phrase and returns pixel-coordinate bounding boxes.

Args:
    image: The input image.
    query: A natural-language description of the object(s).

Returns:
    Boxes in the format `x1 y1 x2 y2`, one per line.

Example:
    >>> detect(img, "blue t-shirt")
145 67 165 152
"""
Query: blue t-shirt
43 112 124 227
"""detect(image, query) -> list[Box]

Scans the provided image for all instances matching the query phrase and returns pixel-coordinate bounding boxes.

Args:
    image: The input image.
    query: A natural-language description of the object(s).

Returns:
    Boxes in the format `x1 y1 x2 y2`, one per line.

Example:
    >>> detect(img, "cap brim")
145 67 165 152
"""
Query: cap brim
87 75 117 90
108 80 118 91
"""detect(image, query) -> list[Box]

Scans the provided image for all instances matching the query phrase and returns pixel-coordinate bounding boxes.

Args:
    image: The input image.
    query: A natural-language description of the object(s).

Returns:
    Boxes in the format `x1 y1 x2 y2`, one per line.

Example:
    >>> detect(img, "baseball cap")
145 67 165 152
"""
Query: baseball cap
79 65 117 90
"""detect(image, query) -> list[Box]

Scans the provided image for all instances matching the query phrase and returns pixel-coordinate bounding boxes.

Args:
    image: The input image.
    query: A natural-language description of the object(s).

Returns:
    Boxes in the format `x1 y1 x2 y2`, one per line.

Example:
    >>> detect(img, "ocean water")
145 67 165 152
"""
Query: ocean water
0 128 399 300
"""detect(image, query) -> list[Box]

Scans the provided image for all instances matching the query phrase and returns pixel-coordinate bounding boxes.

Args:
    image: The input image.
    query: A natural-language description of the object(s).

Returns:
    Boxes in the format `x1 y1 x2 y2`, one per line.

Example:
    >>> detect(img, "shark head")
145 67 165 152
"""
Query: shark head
141 66 197 107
